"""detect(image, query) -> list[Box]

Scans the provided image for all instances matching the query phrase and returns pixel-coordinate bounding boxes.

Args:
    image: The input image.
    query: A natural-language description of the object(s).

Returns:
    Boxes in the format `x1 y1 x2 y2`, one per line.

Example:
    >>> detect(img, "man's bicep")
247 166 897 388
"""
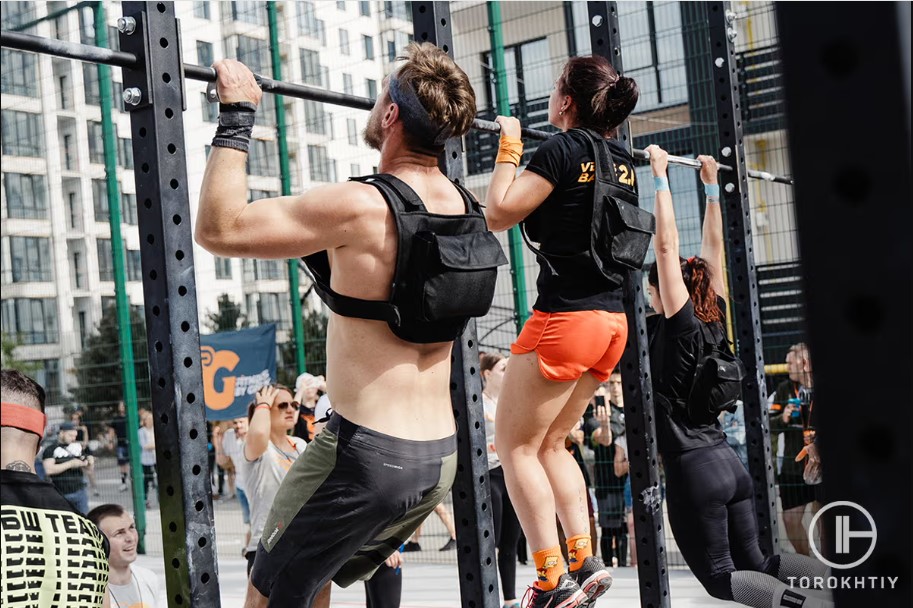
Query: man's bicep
232 184 362 258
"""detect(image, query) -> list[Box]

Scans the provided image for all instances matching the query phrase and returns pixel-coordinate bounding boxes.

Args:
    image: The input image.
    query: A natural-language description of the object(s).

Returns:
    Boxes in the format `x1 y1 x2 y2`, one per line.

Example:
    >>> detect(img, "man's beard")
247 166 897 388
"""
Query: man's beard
363 112 384 151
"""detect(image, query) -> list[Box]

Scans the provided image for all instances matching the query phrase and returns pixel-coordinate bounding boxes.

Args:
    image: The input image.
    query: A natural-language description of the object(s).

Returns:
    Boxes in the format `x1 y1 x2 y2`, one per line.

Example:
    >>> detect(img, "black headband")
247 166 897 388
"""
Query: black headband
388 75 454 148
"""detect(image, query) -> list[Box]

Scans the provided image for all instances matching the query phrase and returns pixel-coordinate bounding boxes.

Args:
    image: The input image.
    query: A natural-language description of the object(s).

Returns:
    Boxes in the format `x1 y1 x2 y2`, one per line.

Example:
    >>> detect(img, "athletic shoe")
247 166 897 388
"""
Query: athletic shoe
521 574 586 608
439 537 457 551
119 484 128 492
403 541 422 552
570 556 613 606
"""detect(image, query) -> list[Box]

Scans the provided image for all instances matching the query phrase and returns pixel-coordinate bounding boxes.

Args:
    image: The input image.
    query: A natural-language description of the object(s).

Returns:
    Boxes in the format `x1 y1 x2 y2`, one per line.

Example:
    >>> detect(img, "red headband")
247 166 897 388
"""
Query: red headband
1 402 46 437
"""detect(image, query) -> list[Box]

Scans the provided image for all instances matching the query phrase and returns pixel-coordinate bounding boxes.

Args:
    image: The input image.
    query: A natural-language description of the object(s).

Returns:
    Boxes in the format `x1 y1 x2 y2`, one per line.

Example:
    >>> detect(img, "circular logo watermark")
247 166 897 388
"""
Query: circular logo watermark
809 501 877 570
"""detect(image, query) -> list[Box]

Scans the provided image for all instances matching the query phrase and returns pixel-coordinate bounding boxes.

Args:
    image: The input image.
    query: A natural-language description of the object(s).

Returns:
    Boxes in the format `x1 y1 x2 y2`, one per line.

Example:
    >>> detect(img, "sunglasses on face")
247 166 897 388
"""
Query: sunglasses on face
274 401 300 411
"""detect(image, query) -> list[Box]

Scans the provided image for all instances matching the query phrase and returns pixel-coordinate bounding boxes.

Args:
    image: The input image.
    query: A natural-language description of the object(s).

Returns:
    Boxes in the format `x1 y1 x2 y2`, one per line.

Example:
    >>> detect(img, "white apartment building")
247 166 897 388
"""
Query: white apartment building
1 0 415 400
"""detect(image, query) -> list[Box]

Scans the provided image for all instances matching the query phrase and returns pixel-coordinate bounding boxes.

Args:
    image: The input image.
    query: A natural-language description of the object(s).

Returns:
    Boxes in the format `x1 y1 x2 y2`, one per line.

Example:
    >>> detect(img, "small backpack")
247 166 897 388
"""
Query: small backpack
302 174 508 344
684 321 747 424
521 128 655 287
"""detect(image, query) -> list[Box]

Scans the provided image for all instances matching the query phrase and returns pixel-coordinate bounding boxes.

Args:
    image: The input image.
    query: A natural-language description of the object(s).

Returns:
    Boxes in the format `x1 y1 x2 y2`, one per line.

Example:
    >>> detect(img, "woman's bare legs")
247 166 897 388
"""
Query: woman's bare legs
495 352 601 552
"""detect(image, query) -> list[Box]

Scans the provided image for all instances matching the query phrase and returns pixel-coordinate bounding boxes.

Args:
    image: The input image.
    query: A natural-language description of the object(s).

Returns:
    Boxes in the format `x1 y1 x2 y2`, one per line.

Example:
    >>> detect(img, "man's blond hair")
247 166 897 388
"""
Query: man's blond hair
395 42 476 146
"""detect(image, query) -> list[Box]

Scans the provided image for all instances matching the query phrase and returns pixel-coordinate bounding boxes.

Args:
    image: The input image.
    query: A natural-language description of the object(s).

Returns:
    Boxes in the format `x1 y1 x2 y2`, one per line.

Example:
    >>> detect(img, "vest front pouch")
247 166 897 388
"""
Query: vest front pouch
412 231 507 321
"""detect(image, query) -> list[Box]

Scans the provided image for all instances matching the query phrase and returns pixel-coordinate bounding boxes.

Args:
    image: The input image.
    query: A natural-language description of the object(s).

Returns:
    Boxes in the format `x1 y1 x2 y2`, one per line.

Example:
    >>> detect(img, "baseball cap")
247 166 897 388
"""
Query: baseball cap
59 421 77 431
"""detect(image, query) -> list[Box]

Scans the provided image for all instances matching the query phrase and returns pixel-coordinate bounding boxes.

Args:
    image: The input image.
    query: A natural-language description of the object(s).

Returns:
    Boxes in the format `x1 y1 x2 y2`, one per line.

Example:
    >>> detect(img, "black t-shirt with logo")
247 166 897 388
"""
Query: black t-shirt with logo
648 299 727 454
1 470 109 608
41 441 86 495
523 130 637 313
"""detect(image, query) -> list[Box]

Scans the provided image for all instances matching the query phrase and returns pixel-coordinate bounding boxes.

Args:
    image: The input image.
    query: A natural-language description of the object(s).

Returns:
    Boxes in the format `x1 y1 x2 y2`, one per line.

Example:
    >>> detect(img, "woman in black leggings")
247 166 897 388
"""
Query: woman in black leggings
645 146 833 608
481 352 524 608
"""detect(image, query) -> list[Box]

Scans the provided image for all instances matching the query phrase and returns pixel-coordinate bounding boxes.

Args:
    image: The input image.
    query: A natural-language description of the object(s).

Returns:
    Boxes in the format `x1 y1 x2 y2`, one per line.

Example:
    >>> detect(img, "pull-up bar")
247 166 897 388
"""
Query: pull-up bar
1 28 794 185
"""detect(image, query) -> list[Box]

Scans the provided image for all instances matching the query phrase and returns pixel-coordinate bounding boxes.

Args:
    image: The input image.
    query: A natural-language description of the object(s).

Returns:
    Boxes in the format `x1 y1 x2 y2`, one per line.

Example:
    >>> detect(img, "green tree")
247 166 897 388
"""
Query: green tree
73 305 150 426
0 334 42 375
204 294 249 334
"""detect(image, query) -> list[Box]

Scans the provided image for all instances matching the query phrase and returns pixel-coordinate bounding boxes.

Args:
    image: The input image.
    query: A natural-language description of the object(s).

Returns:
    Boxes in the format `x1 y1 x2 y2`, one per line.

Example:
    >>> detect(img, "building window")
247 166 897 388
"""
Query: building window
337 1 347 10
300 49 327 88
308 145 335 183
346 118 358 146
232 1 265 25
122 193 138 225
297 1 325 43
201 92 218 122
342 73 354 95
339 29 351 55
387 40 396 63
4 173 48 219
362 35 375 60
36 359 62 404
1 111 44 157
1 298 59 345
87 121 105 164
96 239 114 282
257 292 290 328
350 163 361 177
83 63 100 105
247 139 275 177
1 50 39 97
1 2 40 33
383 1 412 21
196 40 214 67
56 70 73 109
126 249 142 281
304 100 330 135
483 38 553 110
118 138 134 170
193 1 211 20
9 237 53 283
365 78 377 99
214 257 233 280
359 1 372 17
92 179 109 223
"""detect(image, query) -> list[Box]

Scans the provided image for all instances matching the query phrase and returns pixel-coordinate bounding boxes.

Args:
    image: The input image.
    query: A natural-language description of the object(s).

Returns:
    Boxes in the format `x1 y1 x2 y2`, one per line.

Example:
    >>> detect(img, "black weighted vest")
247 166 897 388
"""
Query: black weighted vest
302 174 508 344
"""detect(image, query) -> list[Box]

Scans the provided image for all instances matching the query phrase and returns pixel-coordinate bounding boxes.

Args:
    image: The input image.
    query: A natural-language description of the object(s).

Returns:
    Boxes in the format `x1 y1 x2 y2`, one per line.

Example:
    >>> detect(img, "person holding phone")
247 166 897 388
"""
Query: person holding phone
768 343 821 555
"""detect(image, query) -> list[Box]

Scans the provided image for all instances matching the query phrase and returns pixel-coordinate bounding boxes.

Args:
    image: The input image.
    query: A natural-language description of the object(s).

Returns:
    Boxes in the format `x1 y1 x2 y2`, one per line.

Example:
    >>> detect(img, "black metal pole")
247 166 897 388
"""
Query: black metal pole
411 5 499 608
776 4 912 607
118 3 220 606
588 3 672 607
707 2 778 558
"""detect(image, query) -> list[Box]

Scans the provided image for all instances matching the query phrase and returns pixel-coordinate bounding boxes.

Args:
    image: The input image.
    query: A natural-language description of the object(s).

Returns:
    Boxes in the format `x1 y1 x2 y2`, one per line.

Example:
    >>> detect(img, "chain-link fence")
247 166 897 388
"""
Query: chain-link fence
2 0 811 574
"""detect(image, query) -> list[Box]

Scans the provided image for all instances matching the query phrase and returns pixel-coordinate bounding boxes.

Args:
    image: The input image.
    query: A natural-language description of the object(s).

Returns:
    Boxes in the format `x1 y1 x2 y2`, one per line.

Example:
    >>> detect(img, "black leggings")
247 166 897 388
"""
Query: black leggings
365 563 402 608
663 441 778 600
490 466 523 601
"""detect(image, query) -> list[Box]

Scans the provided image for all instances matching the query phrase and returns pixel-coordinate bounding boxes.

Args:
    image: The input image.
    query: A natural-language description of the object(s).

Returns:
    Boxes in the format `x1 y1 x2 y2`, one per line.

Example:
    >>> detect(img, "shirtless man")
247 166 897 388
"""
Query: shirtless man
196 43 483 606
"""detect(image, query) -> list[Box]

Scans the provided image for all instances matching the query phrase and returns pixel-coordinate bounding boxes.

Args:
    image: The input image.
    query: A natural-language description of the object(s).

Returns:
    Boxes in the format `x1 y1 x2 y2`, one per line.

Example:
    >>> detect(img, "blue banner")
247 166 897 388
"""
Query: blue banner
200 324 276 421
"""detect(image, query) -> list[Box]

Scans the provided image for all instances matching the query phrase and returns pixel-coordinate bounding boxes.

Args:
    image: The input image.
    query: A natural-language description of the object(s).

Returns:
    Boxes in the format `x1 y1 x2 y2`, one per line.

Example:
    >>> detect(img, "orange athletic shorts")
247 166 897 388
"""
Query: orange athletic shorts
511 310 628 382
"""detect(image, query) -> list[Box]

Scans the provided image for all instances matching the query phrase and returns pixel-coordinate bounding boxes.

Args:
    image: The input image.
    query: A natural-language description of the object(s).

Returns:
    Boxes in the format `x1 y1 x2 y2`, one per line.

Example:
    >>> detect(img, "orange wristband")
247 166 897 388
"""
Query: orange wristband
496 136 523 166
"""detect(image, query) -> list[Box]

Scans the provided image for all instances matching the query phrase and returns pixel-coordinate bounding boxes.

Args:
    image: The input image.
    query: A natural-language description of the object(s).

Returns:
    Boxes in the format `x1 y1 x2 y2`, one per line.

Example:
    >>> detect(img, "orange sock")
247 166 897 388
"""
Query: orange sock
532 546 565 591
566 534 593 572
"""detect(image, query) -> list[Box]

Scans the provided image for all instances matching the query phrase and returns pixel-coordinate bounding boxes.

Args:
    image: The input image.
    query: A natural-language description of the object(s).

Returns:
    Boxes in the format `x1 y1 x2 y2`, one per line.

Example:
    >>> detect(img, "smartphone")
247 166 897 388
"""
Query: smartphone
595 395 606 407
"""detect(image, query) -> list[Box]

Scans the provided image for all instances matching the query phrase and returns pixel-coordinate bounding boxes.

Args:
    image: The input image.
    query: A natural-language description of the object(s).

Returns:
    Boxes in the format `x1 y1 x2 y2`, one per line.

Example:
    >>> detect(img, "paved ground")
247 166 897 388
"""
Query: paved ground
134 554 731 607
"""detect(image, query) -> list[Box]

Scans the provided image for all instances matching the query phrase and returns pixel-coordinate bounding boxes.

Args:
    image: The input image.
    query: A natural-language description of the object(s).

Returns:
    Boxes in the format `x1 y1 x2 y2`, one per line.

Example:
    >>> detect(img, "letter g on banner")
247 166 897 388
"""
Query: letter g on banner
201 345 240 410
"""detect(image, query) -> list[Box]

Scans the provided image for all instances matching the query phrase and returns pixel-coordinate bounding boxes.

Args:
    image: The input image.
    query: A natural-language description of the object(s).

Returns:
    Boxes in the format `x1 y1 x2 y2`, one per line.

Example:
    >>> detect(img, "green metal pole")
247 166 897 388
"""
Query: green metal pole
267 1 306 374
487 1 530 332
95 1 146 551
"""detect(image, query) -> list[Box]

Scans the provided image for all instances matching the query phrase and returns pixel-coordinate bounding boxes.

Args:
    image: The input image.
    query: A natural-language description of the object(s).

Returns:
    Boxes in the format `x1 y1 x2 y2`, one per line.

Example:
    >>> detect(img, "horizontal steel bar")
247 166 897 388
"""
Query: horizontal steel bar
1 29 793 185
1 29 138 68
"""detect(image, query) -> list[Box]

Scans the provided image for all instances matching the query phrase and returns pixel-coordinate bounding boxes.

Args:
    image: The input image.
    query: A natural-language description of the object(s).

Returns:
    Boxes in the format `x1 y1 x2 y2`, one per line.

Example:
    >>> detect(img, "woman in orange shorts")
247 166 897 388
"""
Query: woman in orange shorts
484 55 639 608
